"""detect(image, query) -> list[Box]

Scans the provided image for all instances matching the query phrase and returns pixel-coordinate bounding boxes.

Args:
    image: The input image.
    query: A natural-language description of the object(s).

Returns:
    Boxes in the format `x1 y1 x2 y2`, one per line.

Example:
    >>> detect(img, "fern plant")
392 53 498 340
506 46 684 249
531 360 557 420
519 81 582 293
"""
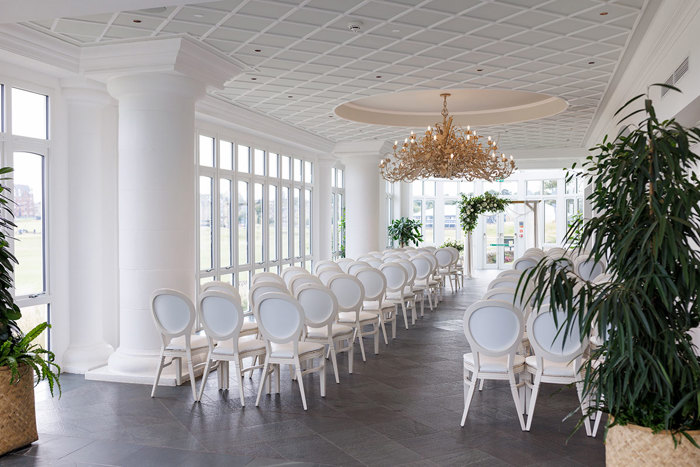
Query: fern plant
0 167 60 395
520 85 700 444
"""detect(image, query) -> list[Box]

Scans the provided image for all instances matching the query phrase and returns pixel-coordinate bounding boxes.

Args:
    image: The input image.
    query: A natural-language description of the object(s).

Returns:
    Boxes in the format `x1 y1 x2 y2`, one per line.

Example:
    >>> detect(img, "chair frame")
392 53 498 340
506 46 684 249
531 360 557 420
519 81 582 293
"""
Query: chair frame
379 262 411 331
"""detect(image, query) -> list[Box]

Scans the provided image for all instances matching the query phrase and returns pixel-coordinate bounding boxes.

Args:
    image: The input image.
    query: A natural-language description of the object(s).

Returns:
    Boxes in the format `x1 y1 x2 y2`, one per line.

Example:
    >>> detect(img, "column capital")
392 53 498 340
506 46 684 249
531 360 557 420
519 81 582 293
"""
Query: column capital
80 35 243 92
60 76 113 106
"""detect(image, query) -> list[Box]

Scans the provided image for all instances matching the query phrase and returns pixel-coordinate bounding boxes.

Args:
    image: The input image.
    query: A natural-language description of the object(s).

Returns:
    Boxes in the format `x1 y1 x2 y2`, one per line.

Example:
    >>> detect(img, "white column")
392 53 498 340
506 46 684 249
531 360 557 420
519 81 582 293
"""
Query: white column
97 72 205 381
399 182 412 219
60 77 114 373
315 159 334 261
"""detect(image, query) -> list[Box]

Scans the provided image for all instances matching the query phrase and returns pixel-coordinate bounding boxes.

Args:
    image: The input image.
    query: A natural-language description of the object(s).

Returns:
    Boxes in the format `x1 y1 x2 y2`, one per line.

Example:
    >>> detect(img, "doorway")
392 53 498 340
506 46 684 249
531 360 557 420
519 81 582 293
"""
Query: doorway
482 212 516 269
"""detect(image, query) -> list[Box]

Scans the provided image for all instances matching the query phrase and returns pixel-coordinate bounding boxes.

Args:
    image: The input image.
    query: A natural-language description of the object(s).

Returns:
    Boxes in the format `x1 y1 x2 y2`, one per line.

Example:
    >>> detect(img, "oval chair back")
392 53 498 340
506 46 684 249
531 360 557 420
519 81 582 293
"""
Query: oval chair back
482 287 529 316
295 284 338 329
347 260 371 276
574 255 607 282
396 259 416 288
281 266 310 287
151 289 196 347
252 272 286 288
379 262 407 297
353 267 386 303
410 255 432 283
435 248 453 268
497 269 521 280
527 306 587 369
318 269 341 286
337 258 354 273
250 282 288 310
289 274 323 297
513 256 539 272
314 260 340 275
254 292 305 346
201 281 242 306
328 273 365 321
523 248 544 258
487 277 518 291
463 299 523 362
199 291 244 345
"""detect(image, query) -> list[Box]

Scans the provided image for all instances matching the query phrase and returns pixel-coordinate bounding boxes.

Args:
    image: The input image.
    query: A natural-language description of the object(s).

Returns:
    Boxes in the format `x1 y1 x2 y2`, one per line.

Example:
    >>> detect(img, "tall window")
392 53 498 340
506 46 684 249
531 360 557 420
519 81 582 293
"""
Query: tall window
1 84 51 348
196 133 314 308
331 167 345 259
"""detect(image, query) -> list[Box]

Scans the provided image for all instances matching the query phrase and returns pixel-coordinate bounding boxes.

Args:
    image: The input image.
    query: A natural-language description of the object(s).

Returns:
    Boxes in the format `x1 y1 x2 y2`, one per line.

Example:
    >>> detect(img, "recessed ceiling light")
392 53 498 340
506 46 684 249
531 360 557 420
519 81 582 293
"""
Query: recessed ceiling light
600 11 608 15
251 77 257 80
588 61 595 64
254 49 262 52
392 29 400 33
476 68 484 72
376 75 382 78
194 14 204 18
288 95 293 98
132 19 142 23
329 115 333 118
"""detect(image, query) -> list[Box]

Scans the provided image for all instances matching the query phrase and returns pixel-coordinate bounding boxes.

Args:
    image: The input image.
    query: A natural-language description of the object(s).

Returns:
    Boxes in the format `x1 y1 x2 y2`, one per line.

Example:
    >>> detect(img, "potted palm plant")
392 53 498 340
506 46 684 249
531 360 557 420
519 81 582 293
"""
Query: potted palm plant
521 85 699 464
387 217 423 248
0 167 60 456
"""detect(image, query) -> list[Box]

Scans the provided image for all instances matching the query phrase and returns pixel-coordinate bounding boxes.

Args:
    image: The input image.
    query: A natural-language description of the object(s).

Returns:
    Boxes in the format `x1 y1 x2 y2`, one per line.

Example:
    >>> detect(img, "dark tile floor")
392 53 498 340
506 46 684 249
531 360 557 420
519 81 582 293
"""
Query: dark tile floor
3 271 604 466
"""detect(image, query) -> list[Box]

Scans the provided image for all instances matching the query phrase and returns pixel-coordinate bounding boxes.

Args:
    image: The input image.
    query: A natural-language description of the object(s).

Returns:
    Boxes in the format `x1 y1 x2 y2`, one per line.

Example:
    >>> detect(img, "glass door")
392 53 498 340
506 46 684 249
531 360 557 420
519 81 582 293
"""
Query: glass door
482 212 516 269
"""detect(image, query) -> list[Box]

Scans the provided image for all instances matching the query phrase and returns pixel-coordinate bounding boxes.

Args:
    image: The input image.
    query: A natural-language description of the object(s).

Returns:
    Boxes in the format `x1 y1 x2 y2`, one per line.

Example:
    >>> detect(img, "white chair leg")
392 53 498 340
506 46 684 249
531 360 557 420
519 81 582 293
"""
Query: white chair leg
525 373 542 431
401 302 409 329
420 295 425 317
185 350 198 401
295 359 308 411
348 337 354 374
427 290 434 310
223 360 230 390
508 373 526 431
575 381 593 436
460 376 477 426
329 341 340 384
592 410 603 437
197 352 214 402
478 378 484 391
379 318 389 345
320 357 326 398
150 349 166 398
255 360 270 407
373 322 379 355
275 364 280 394
234 359 245 407
410 301 416 325
391 312 397 339
356 325 367 361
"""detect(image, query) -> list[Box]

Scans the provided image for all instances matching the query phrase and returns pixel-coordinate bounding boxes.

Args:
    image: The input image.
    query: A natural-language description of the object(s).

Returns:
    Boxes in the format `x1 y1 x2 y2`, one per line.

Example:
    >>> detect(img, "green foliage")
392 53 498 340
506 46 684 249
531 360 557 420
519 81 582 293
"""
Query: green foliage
520 85 700 443
339 208 346 258
440 240 464 252
567 211 583 249
457 191 510 233
388 217 423 247
0 167 60 396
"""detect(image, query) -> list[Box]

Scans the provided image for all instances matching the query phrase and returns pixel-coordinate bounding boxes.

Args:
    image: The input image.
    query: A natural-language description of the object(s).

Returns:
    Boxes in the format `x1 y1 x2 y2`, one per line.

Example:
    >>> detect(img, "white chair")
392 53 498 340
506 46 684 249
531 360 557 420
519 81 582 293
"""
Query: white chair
200 281 257 337
354 266 394 344
314 260 340 275
397 258 421 323
497 269 521 279
524 306 592 435
461 300 527 430
435 248 458 293
446 247 463 289
523 248 544 258
150 289 209 400
296 284 354 384
487 276 518 291
380 262 410 330
337 258 354 272
423 252 444 302
365 257 383 269
347 260 371 276
196 291 266 404
411 254 437 312
329 273 380 361
573 255 607 282
513 256 539 272
318 269 341 286
289 274 323 296
252 272 286 287
249 282 289 312
281 266 310 287
254 292 326 411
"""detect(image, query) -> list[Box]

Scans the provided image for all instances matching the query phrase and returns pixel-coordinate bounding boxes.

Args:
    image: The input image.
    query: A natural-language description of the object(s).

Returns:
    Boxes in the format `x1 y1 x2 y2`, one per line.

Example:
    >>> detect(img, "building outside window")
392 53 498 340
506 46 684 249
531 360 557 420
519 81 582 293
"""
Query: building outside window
331 166 345 259
196 132 314 310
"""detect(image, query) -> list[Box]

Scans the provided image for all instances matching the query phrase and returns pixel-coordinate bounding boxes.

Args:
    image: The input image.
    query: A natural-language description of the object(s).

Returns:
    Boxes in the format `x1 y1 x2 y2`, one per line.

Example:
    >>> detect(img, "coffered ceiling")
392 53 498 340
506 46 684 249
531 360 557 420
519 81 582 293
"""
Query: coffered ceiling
22 0 649 151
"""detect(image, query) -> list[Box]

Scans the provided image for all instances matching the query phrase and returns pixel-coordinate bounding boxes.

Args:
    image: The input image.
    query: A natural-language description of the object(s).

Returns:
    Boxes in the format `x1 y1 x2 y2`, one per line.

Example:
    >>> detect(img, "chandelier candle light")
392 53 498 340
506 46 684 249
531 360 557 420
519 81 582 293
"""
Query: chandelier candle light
379 93 516 182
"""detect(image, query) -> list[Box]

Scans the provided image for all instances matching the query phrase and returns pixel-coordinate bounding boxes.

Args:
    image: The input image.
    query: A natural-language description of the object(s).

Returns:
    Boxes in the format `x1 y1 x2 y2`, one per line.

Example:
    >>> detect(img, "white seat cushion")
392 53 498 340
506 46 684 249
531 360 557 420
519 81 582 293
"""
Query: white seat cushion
270 341 324 358
463 353 525 373
338 311 379 323
362 302 395 311
525 356 577 377
386 291 415 301
213 336 265 356
166 334 209 351
306 324 354 339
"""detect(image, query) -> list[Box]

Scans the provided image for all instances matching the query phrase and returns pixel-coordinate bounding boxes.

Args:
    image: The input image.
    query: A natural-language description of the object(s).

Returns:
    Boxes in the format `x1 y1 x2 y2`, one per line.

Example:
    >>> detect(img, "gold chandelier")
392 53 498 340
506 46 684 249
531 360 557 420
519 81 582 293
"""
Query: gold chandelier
379 93 516 182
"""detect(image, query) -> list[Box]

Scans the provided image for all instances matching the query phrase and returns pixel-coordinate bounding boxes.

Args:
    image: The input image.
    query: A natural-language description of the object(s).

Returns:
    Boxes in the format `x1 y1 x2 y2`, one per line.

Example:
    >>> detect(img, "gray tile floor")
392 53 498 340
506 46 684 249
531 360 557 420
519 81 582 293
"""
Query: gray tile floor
3 271 604 466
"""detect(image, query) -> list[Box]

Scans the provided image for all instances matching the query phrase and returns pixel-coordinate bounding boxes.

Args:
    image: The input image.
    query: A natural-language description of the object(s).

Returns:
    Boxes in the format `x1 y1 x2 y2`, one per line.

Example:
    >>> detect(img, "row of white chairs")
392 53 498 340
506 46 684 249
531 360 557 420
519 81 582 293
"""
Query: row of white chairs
149 246 463 410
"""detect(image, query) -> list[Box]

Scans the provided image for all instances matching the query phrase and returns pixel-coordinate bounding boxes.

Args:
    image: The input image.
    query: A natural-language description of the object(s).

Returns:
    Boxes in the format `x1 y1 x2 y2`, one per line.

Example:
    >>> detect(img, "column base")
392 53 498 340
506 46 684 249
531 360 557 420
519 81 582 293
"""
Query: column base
62 342 114 374
85 347 208 386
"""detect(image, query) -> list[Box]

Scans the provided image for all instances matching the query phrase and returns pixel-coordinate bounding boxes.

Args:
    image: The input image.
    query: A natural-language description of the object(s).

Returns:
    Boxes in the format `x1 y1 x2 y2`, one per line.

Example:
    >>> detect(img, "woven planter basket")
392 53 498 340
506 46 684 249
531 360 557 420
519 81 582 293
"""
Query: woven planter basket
0 365 38 456
607 421 700 466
